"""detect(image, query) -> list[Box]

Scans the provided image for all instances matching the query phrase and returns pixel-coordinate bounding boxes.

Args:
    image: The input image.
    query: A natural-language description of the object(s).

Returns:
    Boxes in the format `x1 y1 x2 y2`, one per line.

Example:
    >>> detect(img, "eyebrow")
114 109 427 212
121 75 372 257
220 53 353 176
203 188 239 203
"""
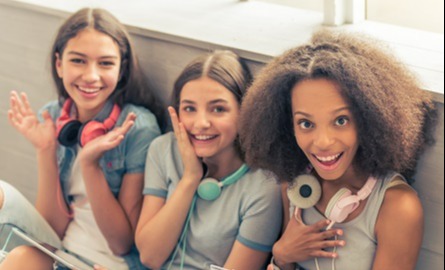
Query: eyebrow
181 99 229 105
293 106 351 117
66 51 119 59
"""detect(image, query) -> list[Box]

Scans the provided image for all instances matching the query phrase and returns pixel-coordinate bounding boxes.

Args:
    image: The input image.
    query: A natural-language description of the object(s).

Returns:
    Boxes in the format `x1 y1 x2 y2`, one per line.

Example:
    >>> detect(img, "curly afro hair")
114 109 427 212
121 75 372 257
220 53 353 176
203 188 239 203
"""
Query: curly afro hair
239 29 437 183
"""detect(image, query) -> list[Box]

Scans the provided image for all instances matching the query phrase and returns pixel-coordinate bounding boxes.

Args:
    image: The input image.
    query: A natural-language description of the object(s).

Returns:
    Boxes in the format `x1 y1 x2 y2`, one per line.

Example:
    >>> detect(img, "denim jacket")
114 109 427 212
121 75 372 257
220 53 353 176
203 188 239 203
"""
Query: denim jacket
39 100 161 269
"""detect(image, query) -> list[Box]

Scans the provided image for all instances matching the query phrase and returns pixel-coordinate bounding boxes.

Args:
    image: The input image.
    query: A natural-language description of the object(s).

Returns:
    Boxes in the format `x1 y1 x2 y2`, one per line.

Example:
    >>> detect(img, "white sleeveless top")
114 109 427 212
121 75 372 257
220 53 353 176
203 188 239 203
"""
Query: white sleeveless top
62 148 128 270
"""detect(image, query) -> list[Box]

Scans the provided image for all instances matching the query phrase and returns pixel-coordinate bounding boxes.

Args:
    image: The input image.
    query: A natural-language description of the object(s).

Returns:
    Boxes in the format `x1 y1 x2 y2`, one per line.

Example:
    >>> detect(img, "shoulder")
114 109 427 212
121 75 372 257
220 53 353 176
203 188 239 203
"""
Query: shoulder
149 132 176 149
147 132 177 158
376 175 423 236
119 103 160 131
39 100 61 120
242 168 282 197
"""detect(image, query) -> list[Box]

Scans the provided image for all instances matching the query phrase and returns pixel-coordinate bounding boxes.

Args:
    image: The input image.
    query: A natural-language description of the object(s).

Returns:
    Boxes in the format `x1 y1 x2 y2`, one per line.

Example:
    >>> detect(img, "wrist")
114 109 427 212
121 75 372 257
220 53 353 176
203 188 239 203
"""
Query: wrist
36 146 56 158
272 243 288 267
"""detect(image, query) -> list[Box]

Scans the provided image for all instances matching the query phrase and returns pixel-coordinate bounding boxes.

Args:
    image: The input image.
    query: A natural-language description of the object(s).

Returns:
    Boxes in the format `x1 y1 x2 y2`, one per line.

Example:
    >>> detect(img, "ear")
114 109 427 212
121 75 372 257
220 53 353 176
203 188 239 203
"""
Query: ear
55 52 63 78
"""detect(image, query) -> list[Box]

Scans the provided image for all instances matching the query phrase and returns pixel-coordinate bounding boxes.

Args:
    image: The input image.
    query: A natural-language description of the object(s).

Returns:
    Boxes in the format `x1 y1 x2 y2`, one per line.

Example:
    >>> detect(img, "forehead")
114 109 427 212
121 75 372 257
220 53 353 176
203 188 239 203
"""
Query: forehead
180 77 238 104
63 28 120 58
291 78 349 112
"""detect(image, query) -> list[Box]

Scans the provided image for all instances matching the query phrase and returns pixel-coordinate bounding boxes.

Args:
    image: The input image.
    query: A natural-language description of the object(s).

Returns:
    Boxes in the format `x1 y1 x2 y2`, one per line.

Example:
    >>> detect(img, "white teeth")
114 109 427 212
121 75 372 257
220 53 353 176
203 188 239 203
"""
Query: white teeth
315 153 341 162
78 86 101 93
194 135 216 141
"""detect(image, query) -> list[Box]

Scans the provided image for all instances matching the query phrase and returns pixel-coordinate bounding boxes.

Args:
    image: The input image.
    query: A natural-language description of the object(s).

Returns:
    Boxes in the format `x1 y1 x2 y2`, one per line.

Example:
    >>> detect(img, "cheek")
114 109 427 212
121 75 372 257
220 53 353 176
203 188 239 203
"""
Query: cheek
105 70 120 85
294 132 310 152
177 114 193 131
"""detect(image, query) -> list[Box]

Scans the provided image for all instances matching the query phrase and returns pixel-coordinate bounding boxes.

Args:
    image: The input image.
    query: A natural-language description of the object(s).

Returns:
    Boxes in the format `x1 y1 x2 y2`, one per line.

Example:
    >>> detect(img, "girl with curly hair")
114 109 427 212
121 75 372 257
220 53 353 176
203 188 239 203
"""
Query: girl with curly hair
239 30 437 270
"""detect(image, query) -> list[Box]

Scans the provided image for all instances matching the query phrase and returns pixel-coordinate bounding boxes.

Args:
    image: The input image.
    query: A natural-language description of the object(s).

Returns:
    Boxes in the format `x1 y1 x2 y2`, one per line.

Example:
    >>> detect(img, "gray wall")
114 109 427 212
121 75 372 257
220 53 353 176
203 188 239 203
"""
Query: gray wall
0 3 443 269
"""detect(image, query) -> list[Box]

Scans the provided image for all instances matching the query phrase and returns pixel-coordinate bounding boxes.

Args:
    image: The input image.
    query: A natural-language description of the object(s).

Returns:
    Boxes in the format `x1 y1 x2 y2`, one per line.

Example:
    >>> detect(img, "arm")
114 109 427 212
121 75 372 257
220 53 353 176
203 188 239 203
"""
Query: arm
136 107 203 269
224 241 270 270
8 92 70 238
372 185 423 270
222 176 283 270
136 182 198 269
78 113 144 255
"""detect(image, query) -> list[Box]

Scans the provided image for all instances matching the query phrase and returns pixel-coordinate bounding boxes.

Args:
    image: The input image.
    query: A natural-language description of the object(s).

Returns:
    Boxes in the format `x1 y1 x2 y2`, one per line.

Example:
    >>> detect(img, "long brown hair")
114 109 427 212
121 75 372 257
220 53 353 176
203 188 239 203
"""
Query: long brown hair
50 8 164 129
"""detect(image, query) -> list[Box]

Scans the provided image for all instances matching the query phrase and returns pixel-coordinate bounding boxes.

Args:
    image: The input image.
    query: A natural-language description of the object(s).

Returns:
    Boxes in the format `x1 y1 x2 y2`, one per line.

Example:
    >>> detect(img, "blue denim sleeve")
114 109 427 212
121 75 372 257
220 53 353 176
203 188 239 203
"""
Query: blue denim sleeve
37 100 60 123
121 105 161 174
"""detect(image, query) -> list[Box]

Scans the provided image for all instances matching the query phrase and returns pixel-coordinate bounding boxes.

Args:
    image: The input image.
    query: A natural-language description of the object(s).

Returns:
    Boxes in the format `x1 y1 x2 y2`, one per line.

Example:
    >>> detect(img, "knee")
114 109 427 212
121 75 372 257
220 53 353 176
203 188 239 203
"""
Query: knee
0 246 53 270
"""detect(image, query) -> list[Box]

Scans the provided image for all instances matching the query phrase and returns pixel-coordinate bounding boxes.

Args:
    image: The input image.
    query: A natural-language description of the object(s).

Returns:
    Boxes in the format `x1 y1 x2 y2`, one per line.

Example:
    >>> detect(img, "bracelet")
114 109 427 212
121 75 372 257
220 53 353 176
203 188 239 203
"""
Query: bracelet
268 256 282 270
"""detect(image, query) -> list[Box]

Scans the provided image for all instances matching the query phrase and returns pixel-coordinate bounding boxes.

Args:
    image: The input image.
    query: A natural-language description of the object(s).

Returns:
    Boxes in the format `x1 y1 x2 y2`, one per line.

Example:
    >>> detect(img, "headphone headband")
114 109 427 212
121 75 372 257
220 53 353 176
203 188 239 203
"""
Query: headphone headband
220 164 249 187
197 163 249 201
356 176 377 200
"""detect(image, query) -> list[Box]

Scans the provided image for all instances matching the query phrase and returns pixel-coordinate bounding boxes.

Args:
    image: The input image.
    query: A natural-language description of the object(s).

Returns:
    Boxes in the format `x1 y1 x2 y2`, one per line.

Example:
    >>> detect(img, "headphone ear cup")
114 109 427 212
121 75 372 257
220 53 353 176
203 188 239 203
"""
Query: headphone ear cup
325 188 360 223
287 174 322 209
78 121 107 147
197 178 222 201
57 120 82 147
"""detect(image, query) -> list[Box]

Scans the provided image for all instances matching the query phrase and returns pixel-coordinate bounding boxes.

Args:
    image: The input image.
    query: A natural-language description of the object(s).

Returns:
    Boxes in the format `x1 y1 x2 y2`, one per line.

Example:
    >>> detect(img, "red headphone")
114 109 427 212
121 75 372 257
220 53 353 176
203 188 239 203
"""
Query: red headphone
56 99 121 147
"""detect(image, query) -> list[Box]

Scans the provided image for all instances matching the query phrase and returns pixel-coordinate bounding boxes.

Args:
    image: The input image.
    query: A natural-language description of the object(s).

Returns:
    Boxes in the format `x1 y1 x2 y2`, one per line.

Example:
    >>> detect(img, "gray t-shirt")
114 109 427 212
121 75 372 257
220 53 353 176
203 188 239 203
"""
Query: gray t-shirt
144 132 283 270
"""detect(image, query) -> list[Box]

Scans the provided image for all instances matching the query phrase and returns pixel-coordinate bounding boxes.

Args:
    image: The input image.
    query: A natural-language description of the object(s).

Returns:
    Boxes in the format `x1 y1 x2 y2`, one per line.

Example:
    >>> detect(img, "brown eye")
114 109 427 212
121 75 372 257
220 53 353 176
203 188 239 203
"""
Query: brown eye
298 120 313 129
335 116 349 126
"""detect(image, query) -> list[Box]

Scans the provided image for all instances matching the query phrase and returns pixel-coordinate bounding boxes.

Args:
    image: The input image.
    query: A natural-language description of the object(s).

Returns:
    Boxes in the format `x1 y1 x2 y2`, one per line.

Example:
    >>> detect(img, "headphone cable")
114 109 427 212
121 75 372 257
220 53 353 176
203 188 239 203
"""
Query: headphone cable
167 195 197 270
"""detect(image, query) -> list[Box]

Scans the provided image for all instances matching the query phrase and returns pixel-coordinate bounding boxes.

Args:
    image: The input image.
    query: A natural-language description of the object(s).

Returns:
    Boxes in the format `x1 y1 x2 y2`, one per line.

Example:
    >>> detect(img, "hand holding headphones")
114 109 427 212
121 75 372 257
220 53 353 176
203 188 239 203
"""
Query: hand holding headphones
271 199 344 266
168 106 203 183
77 112 136 166
8 91 58 151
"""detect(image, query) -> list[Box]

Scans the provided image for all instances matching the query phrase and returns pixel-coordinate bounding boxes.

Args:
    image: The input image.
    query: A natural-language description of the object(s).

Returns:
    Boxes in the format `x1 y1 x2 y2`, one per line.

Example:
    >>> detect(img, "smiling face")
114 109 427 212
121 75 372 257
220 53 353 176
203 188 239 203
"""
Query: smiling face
55 28 121 122
179 77 240 162
291 78 359 181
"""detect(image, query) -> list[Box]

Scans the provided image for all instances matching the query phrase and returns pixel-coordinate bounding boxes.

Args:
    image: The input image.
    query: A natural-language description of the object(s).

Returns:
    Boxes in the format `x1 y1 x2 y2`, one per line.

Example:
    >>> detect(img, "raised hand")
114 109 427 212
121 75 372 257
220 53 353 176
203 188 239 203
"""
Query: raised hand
168 106 203 182
272 208 345 265
8 91 57 150
78 112 136 166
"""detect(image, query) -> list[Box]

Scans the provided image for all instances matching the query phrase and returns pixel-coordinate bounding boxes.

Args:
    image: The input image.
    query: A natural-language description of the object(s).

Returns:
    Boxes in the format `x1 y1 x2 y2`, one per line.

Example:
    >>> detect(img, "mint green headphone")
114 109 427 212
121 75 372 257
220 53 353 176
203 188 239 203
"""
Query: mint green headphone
197 164 249 201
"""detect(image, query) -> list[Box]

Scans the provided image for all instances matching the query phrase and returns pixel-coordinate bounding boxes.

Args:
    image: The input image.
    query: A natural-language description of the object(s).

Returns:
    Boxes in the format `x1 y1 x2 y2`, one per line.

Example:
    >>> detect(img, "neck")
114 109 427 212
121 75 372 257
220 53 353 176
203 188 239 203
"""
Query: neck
203 147 243 180
318 166 369 193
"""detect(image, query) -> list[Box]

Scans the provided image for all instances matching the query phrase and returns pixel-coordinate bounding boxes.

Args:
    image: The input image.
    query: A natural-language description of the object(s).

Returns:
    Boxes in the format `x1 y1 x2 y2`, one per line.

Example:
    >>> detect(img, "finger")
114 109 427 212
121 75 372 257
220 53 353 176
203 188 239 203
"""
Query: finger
178 122 190 143
308 218 332 233
9 101 24 124
168 106 181 138
8 110 20 127
124 112 137 123
105 134 125 150
317 239 346 249
41 110 53 123
118 114 136 135
20 92 34 115
11 91 26 116
10 94 22 117
310 249 339 259
319 228 343 240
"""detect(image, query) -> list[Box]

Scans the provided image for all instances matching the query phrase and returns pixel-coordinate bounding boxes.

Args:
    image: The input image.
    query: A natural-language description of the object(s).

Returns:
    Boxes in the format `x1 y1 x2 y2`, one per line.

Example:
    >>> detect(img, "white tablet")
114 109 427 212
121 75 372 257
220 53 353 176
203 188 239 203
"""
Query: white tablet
11 228 94 270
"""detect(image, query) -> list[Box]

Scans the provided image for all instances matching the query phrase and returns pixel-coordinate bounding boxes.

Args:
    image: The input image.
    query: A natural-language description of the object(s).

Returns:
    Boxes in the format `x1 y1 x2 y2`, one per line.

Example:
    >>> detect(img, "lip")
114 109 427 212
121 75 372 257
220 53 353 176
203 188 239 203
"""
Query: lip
190 134 218 145
312 152 343 171
76 85 103 99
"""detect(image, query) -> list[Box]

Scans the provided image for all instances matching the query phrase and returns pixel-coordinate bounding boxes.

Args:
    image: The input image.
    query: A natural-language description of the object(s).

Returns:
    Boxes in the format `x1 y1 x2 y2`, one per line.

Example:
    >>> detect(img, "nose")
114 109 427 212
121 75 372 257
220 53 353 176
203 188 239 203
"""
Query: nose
195 112 211 129
82 63 100 83
313 127 335 150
